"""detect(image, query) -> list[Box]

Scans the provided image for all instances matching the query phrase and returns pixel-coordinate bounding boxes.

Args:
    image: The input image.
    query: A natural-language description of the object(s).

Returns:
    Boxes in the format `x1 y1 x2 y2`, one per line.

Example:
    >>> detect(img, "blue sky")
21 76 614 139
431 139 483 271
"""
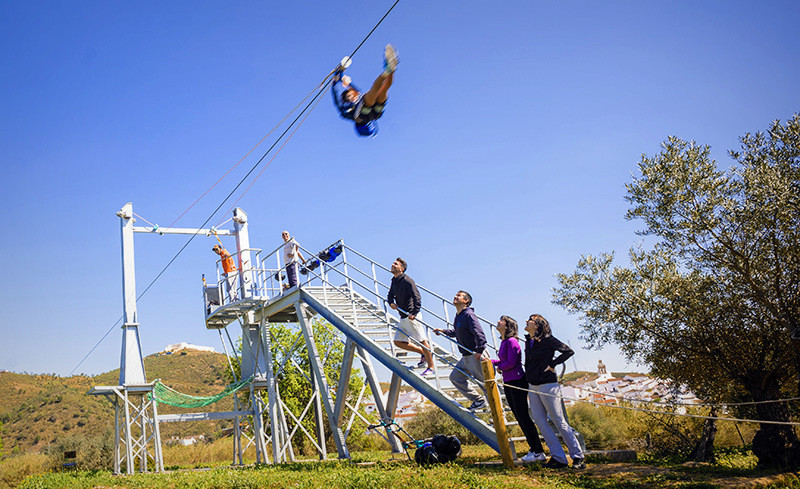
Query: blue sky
1 1 798 378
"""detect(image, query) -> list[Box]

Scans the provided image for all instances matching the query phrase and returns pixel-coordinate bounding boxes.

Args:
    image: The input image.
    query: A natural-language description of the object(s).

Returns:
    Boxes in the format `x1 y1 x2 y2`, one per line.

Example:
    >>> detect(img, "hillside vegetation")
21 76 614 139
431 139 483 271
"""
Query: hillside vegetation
0 349 234 454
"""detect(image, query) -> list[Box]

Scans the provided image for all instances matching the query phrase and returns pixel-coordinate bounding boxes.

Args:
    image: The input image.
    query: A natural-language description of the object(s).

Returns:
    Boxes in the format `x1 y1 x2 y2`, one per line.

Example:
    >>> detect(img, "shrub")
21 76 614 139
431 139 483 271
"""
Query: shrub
403 406 482 445
344 429 385 453
621 407 707 460
566 403 635 450
48 427 114 471
0 452 48 489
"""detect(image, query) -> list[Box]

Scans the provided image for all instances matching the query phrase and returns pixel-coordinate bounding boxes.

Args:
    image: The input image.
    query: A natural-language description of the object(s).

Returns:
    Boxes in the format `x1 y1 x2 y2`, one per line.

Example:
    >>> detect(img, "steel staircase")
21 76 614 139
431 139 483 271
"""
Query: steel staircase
203 239 583 459
298 284 503 451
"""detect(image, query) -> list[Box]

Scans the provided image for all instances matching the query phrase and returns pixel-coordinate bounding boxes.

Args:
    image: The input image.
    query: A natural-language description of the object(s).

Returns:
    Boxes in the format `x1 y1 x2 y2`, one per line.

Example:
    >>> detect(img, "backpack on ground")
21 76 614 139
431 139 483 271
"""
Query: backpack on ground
414 434 461 465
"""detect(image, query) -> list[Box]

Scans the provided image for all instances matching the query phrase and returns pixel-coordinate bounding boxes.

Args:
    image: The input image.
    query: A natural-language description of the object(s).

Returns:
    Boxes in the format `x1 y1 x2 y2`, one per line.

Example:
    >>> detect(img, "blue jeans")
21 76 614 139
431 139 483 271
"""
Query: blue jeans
286 262 298 288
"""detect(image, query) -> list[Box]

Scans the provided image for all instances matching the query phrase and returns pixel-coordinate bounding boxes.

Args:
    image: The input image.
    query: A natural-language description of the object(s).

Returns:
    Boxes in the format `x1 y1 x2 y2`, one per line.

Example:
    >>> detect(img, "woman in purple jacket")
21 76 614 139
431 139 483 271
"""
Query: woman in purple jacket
491 315 545 463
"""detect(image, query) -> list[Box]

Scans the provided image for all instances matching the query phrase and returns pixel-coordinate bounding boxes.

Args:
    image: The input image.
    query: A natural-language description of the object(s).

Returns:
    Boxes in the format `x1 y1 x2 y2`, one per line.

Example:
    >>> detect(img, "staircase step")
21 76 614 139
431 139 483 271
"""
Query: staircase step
303 285 514 447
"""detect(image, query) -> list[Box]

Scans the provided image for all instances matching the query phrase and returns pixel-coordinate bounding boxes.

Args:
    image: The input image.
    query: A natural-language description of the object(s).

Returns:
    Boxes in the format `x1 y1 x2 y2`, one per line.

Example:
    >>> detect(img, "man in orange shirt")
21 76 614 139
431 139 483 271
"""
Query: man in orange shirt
213 244 239 302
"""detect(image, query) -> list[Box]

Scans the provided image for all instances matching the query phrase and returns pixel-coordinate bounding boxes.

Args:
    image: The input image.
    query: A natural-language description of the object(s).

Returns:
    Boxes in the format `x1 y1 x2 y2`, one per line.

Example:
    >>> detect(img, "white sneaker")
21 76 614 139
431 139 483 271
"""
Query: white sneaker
521 451 546 463
383 44 398 74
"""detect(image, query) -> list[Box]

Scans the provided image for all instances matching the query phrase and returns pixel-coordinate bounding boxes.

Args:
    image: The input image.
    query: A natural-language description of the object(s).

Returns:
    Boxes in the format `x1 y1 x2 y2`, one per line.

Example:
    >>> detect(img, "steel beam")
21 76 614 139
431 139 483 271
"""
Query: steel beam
333 339 356 425
294 303 350 459
300 288 500 452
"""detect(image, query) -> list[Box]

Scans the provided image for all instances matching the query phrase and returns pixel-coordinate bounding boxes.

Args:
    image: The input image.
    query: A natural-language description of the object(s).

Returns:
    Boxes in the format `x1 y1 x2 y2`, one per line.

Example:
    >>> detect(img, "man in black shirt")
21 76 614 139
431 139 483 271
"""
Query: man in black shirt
387 258 434 377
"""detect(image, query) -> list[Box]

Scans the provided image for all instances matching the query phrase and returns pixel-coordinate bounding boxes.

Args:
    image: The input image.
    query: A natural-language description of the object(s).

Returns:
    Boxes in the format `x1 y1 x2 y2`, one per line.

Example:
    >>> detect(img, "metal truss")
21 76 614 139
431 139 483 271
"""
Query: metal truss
92 204 529 473
90 384 164 475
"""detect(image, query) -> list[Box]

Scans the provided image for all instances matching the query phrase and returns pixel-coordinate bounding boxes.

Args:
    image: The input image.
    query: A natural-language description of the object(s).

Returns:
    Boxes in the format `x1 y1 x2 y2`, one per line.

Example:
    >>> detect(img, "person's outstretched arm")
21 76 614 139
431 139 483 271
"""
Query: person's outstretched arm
331 78 346 112
331 78 359 119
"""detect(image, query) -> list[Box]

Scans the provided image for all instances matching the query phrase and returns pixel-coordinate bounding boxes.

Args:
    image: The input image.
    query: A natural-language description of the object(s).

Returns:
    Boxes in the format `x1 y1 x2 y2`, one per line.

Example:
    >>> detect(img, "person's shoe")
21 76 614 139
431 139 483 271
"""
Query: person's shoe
520 451 546 463
383 44 398 74
544 458 568 469
416 358 427 369
467 399 487 412
571 457 586 469
421 368 435 378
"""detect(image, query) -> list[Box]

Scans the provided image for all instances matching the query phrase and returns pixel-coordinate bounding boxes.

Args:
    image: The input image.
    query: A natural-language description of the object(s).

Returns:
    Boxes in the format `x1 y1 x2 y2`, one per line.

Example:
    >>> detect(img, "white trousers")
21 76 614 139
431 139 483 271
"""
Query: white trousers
528 382 583 463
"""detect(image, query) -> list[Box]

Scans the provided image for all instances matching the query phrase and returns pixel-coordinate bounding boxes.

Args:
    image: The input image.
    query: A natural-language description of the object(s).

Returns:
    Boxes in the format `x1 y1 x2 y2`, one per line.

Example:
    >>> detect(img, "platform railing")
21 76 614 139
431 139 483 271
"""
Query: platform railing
282 240 500 393
208 247 264 306
208 240 500 360
330 242 499 356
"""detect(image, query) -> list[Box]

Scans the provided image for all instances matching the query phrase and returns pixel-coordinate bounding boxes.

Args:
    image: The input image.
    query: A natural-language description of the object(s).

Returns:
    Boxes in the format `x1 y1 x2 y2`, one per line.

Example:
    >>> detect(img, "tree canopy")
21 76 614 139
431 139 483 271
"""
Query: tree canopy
553 114 800 468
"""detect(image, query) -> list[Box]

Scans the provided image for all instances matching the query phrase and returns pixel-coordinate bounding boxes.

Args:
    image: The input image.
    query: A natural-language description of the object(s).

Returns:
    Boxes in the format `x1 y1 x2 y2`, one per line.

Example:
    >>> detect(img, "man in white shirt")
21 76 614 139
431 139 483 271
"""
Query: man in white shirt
281 231 304 289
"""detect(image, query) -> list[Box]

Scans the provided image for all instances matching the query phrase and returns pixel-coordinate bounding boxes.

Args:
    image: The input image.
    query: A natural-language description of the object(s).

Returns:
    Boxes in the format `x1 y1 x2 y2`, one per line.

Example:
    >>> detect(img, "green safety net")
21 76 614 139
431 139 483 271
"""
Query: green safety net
150 377 253 408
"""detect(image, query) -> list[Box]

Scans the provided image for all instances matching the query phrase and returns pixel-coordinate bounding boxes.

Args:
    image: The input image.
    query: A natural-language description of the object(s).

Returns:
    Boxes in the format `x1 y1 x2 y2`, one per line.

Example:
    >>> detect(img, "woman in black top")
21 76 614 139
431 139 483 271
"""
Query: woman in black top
524 314 586 469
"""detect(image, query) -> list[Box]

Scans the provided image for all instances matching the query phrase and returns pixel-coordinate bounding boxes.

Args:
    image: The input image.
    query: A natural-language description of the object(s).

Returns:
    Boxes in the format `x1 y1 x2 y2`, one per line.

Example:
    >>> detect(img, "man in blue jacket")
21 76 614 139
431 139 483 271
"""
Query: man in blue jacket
331 44 398 137
434 290 488 412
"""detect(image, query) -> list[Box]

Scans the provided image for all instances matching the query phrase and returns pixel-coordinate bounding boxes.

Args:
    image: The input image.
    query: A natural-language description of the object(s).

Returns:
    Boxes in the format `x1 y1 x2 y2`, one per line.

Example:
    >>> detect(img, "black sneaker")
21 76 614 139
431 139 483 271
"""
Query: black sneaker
544 458 568 469
571 457 586 469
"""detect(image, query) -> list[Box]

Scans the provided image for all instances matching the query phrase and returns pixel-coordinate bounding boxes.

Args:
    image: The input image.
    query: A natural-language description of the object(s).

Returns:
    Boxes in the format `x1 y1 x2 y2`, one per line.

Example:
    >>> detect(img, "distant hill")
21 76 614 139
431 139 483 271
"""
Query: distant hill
0 349 235 454
560 370 648 383
0 353 648 455
561 371 595 383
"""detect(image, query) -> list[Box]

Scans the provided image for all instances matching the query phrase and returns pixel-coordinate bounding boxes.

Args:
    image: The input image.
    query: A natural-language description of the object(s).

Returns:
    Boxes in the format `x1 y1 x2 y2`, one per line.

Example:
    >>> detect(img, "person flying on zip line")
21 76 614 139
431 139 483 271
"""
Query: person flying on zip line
331 44 398 138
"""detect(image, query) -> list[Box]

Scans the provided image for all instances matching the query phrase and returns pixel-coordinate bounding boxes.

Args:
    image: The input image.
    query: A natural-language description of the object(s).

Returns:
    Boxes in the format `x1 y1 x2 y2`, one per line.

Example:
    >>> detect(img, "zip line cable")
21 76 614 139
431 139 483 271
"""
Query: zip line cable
165 0 400 230
69 315 124 376
214 82 329 227
69 79 332 377
215 0 401 226
347 0 401 59
164 76 333 230
69 0 402 376
565 384 800 408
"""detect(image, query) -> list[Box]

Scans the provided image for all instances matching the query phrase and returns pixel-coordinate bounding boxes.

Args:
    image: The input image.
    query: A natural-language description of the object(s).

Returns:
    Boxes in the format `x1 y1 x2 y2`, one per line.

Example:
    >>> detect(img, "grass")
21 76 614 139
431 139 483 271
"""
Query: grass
0 452 48 489
10 443 800 489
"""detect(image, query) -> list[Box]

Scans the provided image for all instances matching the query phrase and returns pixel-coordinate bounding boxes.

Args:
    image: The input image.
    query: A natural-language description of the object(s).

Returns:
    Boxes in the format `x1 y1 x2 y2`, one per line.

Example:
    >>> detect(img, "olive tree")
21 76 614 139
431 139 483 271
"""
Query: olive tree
554 115 800 468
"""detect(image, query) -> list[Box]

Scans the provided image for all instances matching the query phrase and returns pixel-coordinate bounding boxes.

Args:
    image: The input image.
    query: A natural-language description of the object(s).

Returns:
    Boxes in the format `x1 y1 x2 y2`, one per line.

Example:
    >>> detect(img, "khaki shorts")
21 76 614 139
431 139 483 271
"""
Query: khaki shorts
393 316 425 343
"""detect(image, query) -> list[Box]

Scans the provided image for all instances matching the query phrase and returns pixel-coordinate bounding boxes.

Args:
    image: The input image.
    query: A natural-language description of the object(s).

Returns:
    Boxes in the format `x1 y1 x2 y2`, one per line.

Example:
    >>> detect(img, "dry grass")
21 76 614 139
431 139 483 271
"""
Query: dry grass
0 453 49 489
162 438 251 468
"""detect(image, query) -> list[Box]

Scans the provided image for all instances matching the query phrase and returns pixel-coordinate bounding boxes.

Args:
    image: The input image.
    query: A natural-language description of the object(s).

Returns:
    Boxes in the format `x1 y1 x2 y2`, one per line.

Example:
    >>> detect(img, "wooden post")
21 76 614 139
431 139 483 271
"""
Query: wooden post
482 358 515 469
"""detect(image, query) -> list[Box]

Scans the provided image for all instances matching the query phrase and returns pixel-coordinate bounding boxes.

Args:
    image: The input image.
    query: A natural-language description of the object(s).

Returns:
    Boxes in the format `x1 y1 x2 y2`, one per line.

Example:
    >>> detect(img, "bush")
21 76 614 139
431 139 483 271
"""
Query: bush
566 403 635 450
340 425 386 453
48 427 114 471
403 406 482 446
0 452 48 489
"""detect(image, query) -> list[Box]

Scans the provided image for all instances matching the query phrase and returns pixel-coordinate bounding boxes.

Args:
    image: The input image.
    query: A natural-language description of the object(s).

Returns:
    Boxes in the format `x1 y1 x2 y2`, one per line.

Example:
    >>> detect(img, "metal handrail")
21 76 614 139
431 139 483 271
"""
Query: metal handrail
297 264 484 387
210 247 264 304
209 239 499 359
207 238 499 406
340 244 499 353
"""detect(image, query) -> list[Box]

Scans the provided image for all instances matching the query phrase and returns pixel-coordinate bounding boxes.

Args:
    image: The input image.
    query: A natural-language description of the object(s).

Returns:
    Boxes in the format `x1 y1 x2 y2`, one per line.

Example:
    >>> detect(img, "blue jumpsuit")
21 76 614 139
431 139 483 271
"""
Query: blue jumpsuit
331 78 386 137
